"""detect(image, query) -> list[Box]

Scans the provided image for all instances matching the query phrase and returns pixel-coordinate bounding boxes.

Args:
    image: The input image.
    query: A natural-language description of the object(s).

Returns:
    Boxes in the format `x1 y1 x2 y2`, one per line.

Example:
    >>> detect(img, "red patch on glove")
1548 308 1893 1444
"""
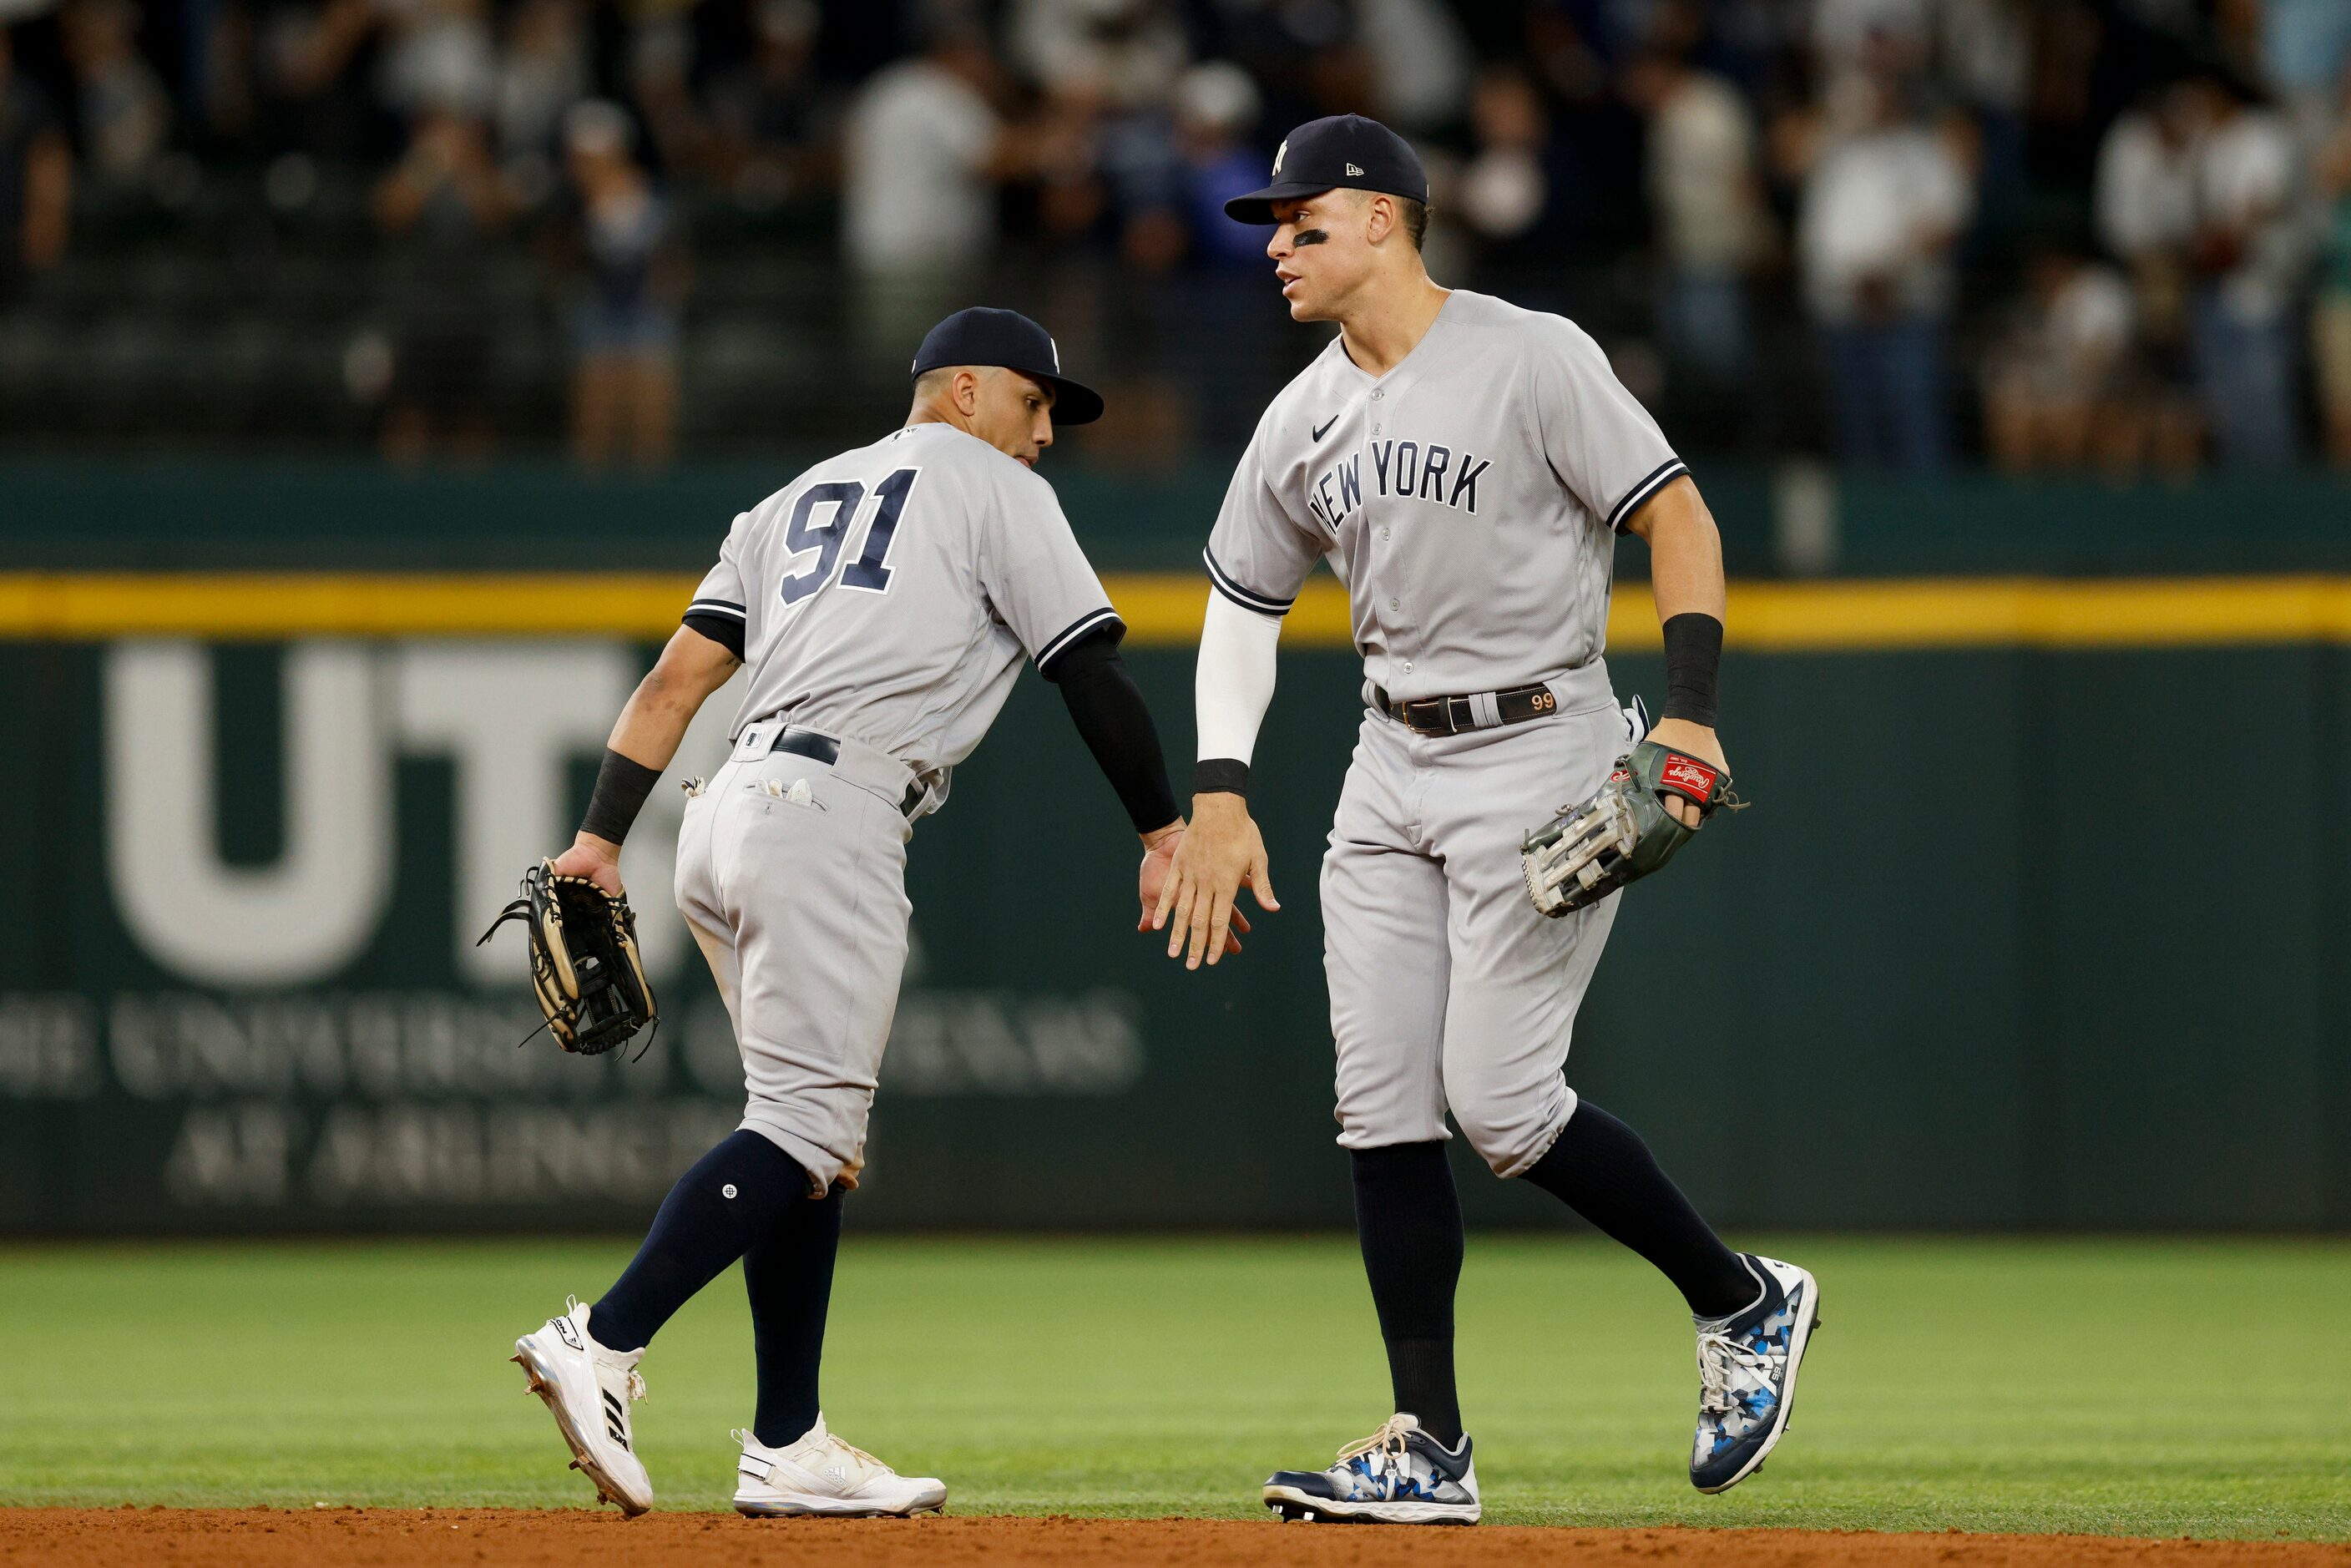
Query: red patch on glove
1660 754 1718 800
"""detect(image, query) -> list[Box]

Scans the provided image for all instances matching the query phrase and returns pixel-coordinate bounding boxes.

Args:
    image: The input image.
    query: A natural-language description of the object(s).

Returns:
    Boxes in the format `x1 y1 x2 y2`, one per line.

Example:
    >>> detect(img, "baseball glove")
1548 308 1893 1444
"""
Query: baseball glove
1521 741 1742 919
477 861 658 1057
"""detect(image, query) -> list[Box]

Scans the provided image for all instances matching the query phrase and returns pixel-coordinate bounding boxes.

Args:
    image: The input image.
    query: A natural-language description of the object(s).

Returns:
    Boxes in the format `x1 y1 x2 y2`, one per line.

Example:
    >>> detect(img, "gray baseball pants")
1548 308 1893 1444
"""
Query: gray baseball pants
1322 661 1631 1178
673 722 923 1195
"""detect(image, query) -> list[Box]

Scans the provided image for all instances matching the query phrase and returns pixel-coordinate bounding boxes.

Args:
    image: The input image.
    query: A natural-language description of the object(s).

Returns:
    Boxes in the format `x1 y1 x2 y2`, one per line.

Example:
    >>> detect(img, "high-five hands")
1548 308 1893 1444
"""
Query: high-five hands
1137 821 1190 933
1149 793 1278 969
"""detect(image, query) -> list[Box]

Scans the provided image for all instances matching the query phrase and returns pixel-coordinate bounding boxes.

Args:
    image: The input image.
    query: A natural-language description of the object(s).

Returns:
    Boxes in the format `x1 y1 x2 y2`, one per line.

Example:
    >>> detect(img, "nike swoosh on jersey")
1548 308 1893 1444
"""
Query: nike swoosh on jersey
1312 416 1338 441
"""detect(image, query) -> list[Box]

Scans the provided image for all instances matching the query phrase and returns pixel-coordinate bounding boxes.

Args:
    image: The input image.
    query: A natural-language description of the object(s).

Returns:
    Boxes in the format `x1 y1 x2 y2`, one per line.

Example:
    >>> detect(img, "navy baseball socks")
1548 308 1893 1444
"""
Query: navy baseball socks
1521 1100 1757 1318
1265 1148 1478 1524
589 1129 839 1444
1524 1103 1823 1493
1327 1107 1815 1514
592 1130 811 1348
1347 1107 1755 1454
744 1180 842 1447
1350 1141 1466 1448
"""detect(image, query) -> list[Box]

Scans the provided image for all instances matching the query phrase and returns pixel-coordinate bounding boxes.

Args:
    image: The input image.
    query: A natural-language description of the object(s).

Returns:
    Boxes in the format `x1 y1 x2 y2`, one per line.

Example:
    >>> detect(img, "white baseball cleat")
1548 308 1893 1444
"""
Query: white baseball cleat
511 1297 654 1516
732 1417 948 1518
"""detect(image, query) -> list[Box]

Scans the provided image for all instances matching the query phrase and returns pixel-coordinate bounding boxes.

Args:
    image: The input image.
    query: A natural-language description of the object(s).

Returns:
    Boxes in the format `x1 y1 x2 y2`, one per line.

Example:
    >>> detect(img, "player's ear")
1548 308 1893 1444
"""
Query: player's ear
953 368 982 415
1363 192 1393 245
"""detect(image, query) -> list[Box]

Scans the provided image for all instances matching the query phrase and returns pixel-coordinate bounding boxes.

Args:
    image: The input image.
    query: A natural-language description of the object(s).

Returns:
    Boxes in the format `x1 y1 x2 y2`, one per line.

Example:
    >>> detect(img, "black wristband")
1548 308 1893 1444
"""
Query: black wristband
579 748 662 846
1661 612 1724 728
1194 758 1250 797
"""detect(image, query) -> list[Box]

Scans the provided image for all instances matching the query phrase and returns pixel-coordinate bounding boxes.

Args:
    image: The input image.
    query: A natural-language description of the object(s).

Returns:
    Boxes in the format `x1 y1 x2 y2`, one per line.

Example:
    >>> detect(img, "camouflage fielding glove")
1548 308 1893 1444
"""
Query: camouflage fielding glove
1521 741 1742 918
478 860 658 1057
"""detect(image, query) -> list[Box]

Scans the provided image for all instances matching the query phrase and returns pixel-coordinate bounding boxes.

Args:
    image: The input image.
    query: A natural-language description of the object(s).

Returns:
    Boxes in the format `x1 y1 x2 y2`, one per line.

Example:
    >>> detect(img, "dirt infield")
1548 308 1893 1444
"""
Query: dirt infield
4 1510 2347 1567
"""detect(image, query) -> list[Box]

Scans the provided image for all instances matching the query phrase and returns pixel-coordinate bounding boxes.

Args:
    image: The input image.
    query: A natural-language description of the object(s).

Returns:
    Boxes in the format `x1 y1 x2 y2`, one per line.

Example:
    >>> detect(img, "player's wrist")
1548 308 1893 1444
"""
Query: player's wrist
1140 820 1184 851
1193 757 1250 798
579 748 660 846
1190 788 1251 818
1660 612 1723 728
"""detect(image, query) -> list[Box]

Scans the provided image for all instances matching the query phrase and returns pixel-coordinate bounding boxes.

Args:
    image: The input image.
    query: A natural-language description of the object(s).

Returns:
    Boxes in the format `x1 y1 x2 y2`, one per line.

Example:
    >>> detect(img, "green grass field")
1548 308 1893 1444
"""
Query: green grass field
3 1237 2346 1540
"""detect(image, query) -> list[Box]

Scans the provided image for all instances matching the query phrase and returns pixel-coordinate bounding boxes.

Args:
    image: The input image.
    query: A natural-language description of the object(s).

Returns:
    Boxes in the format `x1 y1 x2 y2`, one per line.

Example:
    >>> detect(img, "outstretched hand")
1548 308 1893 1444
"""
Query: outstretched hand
549 832 624 897
1150 793 1277 969
1139 822 1251 953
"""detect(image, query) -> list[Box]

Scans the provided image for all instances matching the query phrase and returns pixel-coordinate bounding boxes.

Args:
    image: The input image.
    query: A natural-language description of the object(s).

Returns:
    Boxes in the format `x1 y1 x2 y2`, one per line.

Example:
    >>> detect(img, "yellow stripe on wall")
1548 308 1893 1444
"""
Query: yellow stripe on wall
2 571 2349 650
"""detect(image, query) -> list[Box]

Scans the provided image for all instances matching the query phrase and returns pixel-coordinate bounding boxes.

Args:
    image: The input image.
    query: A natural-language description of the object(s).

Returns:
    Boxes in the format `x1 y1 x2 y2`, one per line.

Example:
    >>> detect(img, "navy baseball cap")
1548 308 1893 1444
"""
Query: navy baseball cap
1224 114 1428 225
911 307 1104 426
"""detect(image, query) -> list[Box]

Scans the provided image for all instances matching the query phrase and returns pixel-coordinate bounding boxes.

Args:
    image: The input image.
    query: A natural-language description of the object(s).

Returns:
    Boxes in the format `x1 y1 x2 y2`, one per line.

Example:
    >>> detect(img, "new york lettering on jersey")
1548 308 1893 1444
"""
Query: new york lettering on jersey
1299 440 1493 535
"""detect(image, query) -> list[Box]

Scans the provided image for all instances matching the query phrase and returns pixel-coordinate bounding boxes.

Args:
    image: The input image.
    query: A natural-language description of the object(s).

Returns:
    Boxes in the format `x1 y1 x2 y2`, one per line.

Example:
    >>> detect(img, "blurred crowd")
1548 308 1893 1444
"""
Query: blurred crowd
3 0 2350 473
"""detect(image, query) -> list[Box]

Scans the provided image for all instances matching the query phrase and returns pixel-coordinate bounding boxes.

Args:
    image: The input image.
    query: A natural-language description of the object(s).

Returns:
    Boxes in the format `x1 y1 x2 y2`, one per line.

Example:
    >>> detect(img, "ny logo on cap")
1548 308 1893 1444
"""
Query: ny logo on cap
1272 139 1287 177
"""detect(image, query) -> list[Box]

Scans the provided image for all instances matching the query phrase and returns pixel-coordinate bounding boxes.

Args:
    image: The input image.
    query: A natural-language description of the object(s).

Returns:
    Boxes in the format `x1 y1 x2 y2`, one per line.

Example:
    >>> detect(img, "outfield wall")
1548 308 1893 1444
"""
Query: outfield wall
2 565 2346 1235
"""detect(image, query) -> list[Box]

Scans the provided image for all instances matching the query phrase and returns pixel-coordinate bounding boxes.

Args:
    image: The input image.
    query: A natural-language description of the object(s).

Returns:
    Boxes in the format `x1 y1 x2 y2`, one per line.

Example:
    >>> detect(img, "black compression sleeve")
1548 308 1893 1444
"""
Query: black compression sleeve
1661 612 1724 727
1044 629 1181 834
580 748 662 845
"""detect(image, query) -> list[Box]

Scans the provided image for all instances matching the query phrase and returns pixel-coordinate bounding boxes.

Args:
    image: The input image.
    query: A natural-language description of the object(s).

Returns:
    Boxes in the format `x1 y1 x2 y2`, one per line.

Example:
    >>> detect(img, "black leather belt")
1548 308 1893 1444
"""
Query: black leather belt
769 726 927 817
1374 681 1560 736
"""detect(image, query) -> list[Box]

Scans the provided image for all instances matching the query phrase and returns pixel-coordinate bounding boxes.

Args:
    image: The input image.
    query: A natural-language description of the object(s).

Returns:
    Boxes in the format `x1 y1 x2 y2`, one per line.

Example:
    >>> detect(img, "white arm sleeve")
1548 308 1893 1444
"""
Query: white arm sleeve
1195 589 1282 765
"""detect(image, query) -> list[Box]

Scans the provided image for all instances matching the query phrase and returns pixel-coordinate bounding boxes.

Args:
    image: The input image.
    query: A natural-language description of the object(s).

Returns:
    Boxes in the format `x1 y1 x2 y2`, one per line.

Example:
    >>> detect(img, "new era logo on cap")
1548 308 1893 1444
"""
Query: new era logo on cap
1225 114 1429 225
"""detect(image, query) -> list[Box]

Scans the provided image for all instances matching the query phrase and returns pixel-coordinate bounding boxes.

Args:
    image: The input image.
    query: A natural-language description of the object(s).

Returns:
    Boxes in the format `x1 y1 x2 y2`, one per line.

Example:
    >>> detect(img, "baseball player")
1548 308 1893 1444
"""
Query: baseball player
509 308 1186 1518
1151 116 1821 1524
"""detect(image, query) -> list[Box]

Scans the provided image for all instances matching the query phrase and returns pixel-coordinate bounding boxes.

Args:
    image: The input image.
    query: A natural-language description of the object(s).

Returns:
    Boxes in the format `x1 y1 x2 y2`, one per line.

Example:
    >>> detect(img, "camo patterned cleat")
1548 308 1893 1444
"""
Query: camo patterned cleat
1690 1253 1822 1494
1263 1413 1479 1525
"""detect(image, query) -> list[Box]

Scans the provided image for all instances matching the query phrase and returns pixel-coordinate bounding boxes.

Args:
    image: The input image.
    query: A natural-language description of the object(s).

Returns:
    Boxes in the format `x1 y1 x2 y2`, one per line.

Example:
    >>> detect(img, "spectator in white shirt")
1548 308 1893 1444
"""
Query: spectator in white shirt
2182 73 2303 467
1625 38 1770 385
1794 69 1974 468
2093 79 2204 446
842 23 1009 353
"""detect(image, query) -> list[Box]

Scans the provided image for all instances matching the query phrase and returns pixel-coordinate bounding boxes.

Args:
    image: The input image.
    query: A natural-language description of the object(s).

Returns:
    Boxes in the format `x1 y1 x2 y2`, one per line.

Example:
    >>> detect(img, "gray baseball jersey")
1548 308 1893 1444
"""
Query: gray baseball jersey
674 419 1118 1191
1203 287 1685 701
687 420 1120 781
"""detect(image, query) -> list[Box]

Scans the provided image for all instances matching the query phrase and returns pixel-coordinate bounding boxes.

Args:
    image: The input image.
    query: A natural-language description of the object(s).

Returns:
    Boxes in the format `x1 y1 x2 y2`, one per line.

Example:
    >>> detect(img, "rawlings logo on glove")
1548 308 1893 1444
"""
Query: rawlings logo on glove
478 861 659 1057
1520 741 1744 919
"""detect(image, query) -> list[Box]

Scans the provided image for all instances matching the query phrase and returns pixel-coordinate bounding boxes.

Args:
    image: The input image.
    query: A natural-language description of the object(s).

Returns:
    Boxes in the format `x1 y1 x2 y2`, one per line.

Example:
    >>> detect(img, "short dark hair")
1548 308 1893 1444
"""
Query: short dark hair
1354 188 1430 250
1398 197 1430 250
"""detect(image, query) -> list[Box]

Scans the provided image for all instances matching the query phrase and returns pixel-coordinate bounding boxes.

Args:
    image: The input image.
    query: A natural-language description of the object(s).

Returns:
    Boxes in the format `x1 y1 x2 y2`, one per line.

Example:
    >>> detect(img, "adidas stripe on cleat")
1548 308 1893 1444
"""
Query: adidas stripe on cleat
512 1297 654 1516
